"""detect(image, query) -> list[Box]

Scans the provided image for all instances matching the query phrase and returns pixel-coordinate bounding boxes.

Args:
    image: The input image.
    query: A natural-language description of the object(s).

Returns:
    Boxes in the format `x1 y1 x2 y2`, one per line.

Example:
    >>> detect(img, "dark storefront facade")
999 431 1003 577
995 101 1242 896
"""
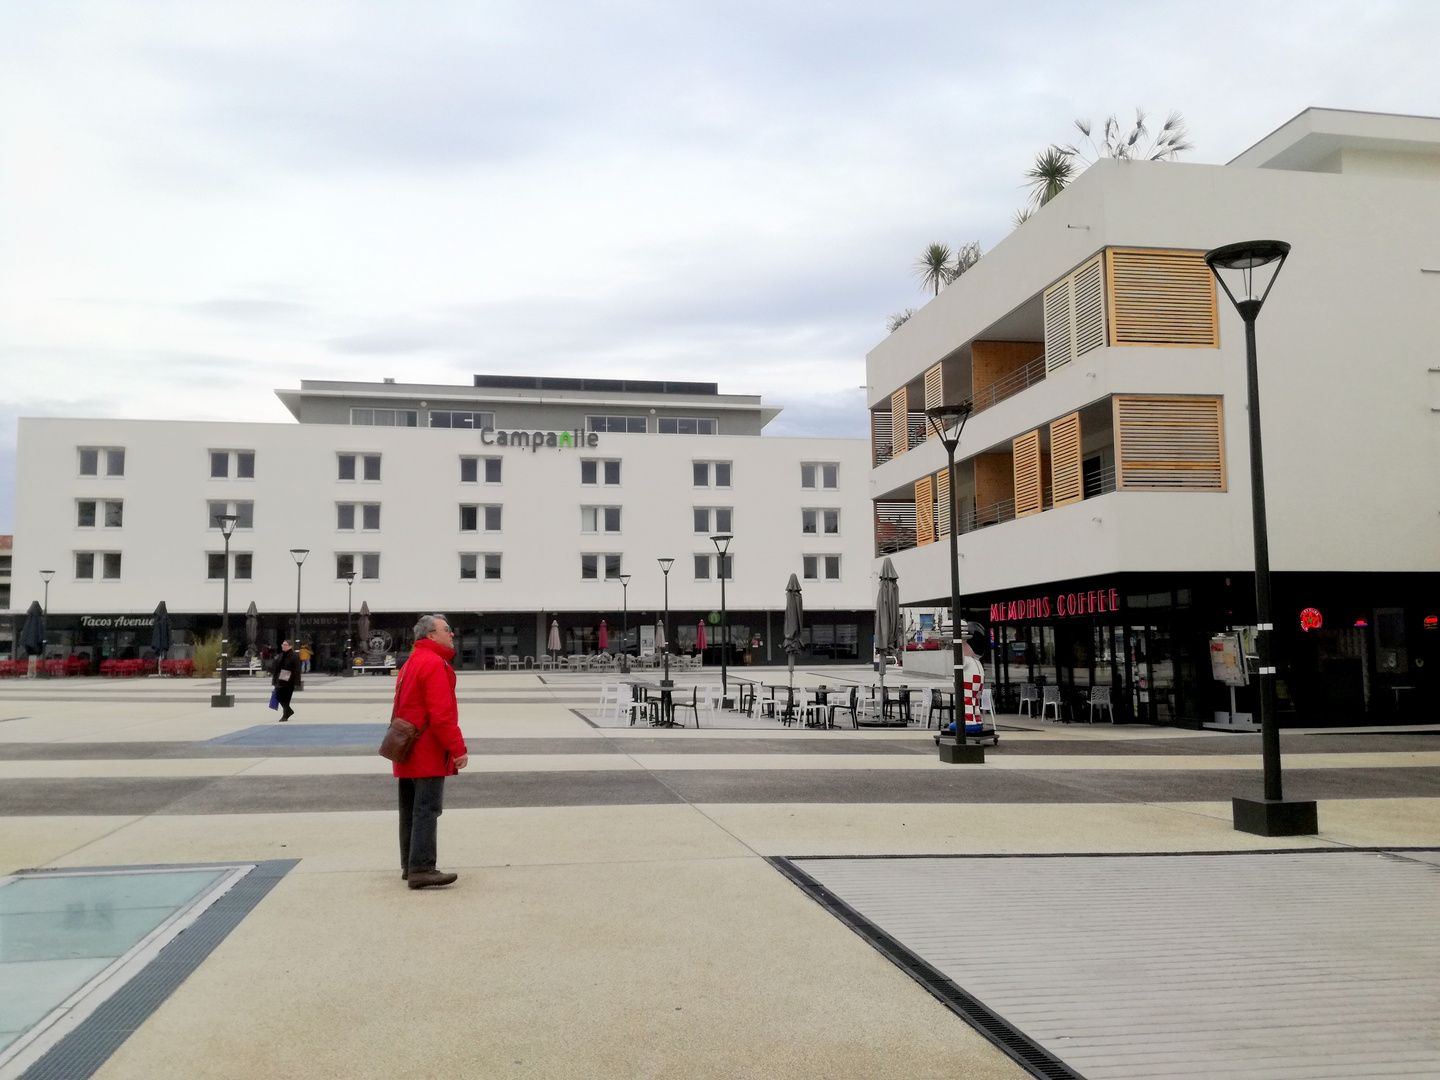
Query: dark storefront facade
26 608 876 675
963 572 1438 727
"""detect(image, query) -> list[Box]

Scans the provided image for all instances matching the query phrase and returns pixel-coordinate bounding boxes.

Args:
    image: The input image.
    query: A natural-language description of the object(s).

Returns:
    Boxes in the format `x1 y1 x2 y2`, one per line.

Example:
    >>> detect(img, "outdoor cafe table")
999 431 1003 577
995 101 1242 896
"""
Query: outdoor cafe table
861 683 915 725
624 679 677 726
727 676 760 716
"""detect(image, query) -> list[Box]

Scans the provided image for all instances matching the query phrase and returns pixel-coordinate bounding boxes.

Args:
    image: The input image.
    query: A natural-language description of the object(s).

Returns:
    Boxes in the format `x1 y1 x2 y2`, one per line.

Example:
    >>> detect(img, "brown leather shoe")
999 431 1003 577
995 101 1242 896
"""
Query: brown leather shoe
407 870 457 889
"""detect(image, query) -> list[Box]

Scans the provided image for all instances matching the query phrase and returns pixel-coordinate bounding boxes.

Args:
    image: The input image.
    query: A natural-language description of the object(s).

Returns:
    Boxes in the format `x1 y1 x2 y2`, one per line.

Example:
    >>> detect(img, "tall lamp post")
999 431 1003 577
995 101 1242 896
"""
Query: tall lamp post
926 402 984 764
342 570 356 677
1206 239 1316 837
289 548 309 659
618 573 631 674
710 534 732 700
211 514 238 708
39 569 54 671
657 558 674 686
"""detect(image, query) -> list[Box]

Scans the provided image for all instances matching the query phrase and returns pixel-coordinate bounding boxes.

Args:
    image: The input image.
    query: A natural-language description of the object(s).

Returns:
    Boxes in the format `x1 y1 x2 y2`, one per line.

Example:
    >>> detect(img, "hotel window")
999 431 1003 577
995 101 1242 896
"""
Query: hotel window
485 457 502 483
459 505 478 532
459 457 503 483
351 408 417 427
336 553 380 579
658 417 716 434
78 448 125 477
825 555 840 580
460 553 502 581
693 507 732 533
581 507 621 533
801 462 838 489
581 459 621 485
337 454 381 481
75 552 121 580
803 555 817 580
802 556 838 580
363 504 381 530
586 415 647 433
208 553 251 580
695 554 733 580
209 450 257 479
581 554 622 580
802 508 839 535
208 501 253 529
337 504 355 530
483 505 502 532
76 500 123 528
430 411 495 429
338 503 380 530
693 461 732 488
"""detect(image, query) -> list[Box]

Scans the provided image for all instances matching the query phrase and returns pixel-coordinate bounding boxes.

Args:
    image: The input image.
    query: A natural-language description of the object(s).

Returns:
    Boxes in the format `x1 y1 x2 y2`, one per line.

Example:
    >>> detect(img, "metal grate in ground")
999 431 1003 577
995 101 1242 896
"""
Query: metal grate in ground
776 849 1440 1080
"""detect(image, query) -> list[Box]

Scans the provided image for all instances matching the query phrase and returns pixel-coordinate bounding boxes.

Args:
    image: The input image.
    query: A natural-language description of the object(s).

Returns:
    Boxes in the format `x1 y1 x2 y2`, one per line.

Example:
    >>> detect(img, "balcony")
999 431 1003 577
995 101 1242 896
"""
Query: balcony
971 355 1046 415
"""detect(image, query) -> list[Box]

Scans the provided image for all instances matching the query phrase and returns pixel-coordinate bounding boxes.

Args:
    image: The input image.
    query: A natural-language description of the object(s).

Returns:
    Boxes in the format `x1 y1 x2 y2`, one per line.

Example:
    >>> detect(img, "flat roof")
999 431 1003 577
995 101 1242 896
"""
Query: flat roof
1228 107 1440 170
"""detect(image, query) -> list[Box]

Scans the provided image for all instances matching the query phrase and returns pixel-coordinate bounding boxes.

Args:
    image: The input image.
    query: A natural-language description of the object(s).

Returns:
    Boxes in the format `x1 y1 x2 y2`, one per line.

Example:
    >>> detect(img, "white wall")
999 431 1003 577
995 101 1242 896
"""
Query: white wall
12 418 874 617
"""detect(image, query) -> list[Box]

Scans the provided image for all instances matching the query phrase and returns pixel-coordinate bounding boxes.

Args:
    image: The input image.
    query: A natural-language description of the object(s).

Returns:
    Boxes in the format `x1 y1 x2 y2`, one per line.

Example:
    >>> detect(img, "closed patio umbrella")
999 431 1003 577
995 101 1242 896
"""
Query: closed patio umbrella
654 618 666 654
598 620 609 651
548 619 561 654
19 601 44 656
245 602 259 657
150 601 172 658
696 620 707 652
357 602 372 650
875 557 902 692
782 573 804 688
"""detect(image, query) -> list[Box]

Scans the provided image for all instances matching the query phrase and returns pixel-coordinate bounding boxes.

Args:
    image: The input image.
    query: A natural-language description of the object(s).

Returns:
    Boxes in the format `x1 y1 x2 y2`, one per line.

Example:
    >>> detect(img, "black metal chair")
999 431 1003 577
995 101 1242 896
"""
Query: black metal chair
925 688 954 730
827 685 859 729
672 685 701 728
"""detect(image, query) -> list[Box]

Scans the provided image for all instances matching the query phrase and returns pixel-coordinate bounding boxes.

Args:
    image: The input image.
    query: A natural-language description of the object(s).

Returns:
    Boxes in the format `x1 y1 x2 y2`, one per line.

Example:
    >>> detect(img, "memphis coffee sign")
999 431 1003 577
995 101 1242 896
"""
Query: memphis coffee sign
989 586 1121 623
479 428 600 451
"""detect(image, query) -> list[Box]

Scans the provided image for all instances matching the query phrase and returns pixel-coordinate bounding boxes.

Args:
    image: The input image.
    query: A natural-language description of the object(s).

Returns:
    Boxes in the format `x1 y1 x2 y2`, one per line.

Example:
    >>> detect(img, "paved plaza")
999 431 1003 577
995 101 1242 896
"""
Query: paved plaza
2 669 1438 1079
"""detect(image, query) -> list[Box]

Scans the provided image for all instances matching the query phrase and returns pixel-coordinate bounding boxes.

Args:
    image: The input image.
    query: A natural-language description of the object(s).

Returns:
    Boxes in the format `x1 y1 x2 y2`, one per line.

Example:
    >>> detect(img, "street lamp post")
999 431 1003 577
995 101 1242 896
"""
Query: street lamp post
926 402 984 765
657 558 674 686
343 571 356 677
710 534 732 701
39 570 54 673
618 573 631 674
290 548 309 662
211 515 238 708
1206 239 1316 837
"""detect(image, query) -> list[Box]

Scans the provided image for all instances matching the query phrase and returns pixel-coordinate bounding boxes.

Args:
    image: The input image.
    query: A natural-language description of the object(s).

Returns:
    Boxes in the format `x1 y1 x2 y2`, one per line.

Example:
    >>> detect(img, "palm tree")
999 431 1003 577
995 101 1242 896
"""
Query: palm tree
1023 146 1077 211
1069 109 1193 163
951 240 982 279
913 243 953 297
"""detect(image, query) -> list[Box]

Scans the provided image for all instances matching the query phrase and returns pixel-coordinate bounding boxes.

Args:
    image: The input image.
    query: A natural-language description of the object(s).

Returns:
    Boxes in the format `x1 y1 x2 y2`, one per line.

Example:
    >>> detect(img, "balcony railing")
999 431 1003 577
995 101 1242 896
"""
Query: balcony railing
971 355 1047 415
875 501 917 555
872 413 937 467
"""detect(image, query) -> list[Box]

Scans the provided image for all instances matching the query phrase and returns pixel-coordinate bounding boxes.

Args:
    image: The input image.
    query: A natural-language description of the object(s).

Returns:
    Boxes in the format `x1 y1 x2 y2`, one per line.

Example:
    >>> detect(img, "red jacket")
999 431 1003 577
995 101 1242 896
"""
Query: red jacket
391 638 466 778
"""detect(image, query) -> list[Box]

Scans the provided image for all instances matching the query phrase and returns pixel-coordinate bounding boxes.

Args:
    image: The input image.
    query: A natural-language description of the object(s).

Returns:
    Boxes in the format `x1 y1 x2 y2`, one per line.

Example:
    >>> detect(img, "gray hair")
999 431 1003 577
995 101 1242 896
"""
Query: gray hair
413 614 449 639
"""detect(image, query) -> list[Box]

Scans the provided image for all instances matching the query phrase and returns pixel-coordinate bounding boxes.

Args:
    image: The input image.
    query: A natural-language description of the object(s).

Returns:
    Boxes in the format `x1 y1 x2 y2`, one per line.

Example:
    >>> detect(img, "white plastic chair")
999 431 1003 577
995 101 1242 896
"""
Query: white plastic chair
1088 685 1115 723
595 681 621 721
1041 685 1063 721
980 687 996 722
1018 684 1039 716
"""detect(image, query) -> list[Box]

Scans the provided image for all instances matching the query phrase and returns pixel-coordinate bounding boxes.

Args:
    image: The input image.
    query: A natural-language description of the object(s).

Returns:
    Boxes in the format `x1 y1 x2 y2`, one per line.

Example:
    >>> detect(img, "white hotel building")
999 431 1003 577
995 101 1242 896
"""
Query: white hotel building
10 376 875 669
867 108 1440 727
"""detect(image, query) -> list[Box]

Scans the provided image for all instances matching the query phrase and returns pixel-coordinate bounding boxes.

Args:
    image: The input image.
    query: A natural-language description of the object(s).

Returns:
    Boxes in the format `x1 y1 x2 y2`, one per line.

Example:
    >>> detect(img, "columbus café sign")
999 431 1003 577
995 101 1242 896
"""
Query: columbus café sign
989 586 1121 623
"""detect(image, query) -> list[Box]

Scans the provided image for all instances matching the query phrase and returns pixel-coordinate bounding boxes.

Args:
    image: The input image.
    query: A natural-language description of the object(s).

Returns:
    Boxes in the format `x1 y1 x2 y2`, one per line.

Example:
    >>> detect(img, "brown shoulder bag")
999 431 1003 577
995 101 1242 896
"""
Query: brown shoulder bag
378 671 429 763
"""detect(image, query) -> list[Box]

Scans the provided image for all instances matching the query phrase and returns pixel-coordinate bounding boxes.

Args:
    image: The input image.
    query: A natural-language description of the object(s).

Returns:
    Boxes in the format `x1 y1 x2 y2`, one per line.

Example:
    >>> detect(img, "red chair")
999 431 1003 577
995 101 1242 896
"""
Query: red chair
100 659 116 676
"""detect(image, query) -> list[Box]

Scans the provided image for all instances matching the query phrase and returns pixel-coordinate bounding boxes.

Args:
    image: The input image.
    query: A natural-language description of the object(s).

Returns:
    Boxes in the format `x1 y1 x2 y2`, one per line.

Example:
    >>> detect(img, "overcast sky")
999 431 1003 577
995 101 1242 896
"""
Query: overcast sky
2 1 1438 531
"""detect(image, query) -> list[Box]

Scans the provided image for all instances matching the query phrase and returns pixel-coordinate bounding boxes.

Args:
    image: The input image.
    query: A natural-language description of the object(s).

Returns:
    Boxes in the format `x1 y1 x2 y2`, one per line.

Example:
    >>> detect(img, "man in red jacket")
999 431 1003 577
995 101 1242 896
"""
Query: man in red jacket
394 614 468 889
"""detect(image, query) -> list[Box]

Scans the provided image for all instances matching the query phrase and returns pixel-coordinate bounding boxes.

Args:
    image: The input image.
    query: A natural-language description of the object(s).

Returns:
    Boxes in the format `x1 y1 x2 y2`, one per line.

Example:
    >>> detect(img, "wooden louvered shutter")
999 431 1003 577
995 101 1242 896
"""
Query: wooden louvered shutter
1043 278 1073 372
1073 255 1105 355
1114 396 1226 490
915 475 934 545
923 364 943 438
1013 430 1043 517
1107 249 1218 347
891 388 908 458
1049 411 1083 507
935 467 950 538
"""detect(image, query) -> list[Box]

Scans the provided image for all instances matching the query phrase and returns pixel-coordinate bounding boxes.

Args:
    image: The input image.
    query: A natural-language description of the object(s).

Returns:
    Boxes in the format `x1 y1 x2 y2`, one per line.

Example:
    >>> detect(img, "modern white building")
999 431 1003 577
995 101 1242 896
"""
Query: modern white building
867 108 1440 726
11 376 875 669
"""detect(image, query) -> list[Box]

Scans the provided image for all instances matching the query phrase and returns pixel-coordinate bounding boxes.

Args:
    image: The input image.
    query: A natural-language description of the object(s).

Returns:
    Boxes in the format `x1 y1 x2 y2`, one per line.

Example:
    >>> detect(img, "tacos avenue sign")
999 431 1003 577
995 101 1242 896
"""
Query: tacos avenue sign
480 428 600 451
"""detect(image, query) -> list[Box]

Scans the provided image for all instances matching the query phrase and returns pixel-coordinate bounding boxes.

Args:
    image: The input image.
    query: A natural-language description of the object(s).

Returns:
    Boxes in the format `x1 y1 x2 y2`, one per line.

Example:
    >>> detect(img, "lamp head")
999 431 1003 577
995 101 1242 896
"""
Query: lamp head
342 571 356 584
710 533 733 555
216 513 238 539
40 569 54 583
619 574 631 586
657 558 674 575
289 548 310 566
1205 239 1290 320
926 401 973 446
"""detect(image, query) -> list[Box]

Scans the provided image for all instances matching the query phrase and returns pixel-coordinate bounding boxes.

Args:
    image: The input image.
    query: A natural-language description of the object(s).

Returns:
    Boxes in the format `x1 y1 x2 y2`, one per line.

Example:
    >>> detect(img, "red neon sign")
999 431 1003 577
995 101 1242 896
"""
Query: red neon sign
1299 607 1322 632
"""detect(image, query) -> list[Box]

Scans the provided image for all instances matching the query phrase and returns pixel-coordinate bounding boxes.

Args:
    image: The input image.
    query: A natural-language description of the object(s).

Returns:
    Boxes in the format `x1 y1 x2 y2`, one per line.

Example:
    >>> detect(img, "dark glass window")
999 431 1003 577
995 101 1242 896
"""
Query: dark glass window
79 449 98 476
237 452 255 478
484 554 502 580
460 457 478 483
104 501 123 528
801 464 816 488
802 509 816 534
717 554 732 580
604 554 622 580
208 501 228 528
208 553 227 579
485 458 502 483
234 502 254 529
77 501 97 527
603 460 620 485
361 553 379 579
234 553 252 580
693 462 709 487
337 504 356 530
694 555 710 579
336 553 355 578
362 504 380 530
581 554 598 580
693 508 710 532
803 555 817 580
460 554 477 579
822 464 838 489
460 506 478 531
823 509 839 534
338 454 356 480
581 460 598 485
363 455 381 481
715 462 731 487
102 552 121 579
211 452 229 478
715 507 732 532
106 450 125 476
824 556 840 580
603 507 620 532
76 552 95 578
484 506 502 531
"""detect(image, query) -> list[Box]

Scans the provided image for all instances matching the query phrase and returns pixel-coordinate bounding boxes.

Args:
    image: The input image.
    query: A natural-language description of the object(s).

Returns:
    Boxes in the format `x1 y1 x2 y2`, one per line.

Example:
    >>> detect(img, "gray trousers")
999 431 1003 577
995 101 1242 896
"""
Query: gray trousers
397 776 445 872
